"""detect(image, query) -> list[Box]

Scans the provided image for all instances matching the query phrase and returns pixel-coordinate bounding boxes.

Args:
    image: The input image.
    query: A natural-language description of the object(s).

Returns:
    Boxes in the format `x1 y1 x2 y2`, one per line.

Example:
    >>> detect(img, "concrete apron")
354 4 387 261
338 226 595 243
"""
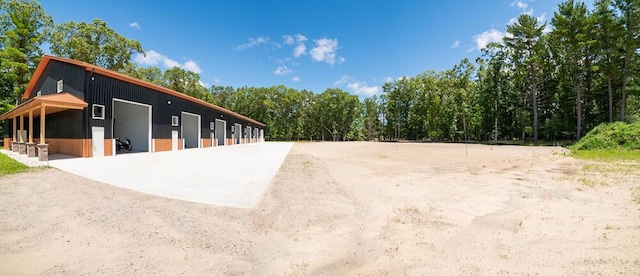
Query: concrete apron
48 142 294 208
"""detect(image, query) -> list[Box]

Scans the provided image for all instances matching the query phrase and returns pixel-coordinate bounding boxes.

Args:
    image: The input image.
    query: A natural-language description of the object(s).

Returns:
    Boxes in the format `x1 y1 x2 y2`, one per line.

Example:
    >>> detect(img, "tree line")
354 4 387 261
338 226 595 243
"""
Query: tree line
1 0 639 142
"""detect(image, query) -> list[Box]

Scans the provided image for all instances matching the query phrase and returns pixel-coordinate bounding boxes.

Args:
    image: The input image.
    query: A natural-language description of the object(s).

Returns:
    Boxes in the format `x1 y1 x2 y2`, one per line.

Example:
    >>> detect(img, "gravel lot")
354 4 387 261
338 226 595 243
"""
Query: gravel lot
1 142 639 274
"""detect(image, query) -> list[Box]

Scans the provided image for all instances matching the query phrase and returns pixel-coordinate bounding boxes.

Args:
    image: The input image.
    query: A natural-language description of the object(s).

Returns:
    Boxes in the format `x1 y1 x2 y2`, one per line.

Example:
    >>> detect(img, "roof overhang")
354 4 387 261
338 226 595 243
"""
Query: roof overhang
0 93 88 120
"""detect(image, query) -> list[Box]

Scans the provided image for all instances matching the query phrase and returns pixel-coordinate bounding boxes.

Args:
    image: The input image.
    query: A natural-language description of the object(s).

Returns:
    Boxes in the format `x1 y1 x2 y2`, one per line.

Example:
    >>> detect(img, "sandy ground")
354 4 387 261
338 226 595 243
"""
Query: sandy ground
1 142 639 275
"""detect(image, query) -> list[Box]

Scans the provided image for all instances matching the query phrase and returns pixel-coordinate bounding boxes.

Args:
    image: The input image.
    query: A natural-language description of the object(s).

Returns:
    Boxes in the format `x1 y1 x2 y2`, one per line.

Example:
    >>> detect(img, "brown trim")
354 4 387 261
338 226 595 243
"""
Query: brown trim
202 138 211 148
213 138 218 147
46 138 90 157
22 55 265 127
12 115 16 142
3 138 10 150
154 139 172 152
104 139 113 156
83 139 91 157
0 93 87 120
227 138 233 145
178 139 183 150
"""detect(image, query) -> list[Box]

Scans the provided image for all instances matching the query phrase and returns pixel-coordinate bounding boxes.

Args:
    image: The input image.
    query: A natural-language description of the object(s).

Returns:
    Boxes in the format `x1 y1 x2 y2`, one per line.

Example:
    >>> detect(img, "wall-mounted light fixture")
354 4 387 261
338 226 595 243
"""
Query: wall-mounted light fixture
167 100 171 105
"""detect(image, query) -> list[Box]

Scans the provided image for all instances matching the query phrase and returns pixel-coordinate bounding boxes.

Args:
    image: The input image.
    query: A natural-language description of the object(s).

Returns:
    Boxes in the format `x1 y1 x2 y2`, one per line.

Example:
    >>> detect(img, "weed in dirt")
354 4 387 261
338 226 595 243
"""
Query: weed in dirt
392 206 432 225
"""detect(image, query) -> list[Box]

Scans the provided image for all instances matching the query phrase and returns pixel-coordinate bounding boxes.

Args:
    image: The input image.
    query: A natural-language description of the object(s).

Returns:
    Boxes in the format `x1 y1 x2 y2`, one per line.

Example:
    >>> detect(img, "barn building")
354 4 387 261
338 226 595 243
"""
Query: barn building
1 55 265 161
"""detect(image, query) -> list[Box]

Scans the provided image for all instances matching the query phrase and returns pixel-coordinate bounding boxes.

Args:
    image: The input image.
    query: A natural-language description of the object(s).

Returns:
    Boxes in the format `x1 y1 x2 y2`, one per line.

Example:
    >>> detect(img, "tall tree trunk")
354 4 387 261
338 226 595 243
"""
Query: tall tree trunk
530 65 538 143
608 74 613 123
494 99 498 143
621 55 628 121
576 75 583 140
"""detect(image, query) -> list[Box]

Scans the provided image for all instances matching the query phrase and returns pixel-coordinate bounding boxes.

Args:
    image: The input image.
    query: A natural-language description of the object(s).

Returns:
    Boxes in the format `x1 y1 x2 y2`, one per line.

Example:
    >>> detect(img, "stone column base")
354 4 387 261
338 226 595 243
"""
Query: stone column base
37 144 49 162
18 142 26 154
27 143 36 158
11 141 18 152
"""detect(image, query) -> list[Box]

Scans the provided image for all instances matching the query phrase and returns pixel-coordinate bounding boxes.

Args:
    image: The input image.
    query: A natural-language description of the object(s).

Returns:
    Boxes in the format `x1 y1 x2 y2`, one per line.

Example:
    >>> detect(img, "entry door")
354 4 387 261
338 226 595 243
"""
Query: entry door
171 130 178 151
234 124 242 144
215 120 226 146
92 127 104 157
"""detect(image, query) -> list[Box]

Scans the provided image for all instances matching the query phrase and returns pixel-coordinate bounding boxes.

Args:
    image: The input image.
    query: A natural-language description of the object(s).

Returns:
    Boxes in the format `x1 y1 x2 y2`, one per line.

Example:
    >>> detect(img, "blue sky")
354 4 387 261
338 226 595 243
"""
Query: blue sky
39 0 566 97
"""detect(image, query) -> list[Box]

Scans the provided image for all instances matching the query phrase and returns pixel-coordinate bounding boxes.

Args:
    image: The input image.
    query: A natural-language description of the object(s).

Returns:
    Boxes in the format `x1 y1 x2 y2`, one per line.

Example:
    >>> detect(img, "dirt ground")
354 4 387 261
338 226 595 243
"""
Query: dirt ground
1 142 639 275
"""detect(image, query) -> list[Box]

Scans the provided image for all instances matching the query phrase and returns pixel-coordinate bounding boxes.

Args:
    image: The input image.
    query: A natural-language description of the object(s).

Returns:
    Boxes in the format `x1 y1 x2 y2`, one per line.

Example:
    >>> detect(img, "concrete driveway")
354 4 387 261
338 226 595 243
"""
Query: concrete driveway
48 142 294 208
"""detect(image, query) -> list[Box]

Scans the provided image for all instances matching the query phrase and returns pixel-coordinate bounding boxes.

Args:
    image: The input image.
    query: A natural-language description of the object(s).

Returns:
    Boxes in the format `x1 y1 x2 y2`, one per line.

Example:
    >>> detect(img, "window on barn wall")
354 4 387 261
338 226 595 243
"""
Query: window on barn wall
210 122 215 130
57 80 63 93
92 104 105 120
172 116 179 126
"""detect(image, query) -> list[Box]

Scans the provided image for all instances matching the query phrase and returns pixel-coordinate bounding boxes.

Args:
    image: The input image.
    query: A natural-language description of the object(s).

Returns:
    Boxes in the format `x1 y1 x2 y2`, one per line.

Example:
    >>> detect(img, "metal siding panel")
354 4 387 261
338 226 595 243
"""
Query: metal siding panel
3 119 9 138
28 60 85 99
45 110 83 138
87 72 263 141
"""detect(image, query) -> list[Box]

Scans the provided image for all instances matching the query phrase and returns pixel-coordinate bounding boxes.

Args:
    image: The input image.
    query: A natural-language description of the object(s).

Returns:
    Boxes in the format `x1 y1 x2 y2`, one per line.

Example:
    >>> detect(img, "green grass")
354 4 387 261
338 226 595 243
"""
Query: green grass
568 122 640 162
571 122 640 151
571 149 640 162
0 153 29 176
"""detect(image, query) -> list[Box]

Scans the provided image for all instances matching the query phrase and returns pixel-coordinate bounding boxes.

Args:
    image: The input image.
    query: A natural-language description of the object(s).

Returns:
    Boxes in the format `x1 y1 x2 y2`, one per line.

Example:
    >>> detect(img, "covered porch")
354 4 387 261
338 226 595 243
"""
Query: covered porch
1 93 87 161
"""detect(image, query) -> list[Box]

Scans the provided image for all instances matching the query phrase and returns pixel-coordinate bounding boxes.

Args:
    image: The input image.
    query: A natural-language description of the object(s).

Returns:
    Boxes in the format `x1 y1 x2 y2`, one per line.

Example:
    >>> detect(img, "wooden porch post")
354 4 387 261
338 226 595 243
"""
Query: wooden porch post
19 112 24 143
12 115 17 142
28 109 33 143
40 105 46 144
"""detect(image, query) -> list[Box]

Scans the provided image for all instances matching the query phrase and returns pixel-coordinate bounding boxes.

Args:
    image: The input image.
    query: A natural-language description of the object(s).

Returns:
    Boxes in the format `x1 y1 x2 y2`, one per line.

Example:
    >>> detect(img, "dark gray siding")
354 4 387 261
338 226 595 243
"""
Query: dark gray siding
45 110 84 139
88 73 260 140
3 119 9 138
1 110 82 140
27 60 85 99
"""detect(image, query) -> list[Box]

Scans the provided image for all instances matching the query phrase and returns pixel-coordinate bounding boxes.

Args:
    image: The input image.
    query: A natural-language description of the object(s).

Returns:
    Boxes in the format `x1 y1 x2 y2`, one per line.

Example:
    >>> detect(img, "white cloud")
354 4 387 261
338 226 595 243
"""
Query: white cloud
134 50 164 65
310 38 344 65
537 12 546 23
334 75 380 96
282 34 308 58
347 81 379 97
233 36 270 51
334 75 350 86
213 78 221 84
511 0 528 9
472 29 505 51
183 60 201 74
293 44 306 57
129 22 141 30
295 34 308 42
283 34 307 44
163 58 181 69
134 50 202 74
274 65 292 76
292 76 300 82
283 35 295 45
452 40 460 48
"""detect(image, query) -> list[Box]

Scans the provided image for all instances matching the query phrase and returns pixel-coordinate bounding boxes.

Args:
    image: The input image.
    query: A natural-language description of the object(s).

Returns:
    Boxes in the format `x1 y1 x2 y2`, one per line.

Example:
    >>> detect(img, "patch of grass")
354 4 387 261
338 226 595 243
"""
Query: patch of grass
482 140 573 146
571 122 640 151
568 122 640 162
0 153 29 176
571 149 640 162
